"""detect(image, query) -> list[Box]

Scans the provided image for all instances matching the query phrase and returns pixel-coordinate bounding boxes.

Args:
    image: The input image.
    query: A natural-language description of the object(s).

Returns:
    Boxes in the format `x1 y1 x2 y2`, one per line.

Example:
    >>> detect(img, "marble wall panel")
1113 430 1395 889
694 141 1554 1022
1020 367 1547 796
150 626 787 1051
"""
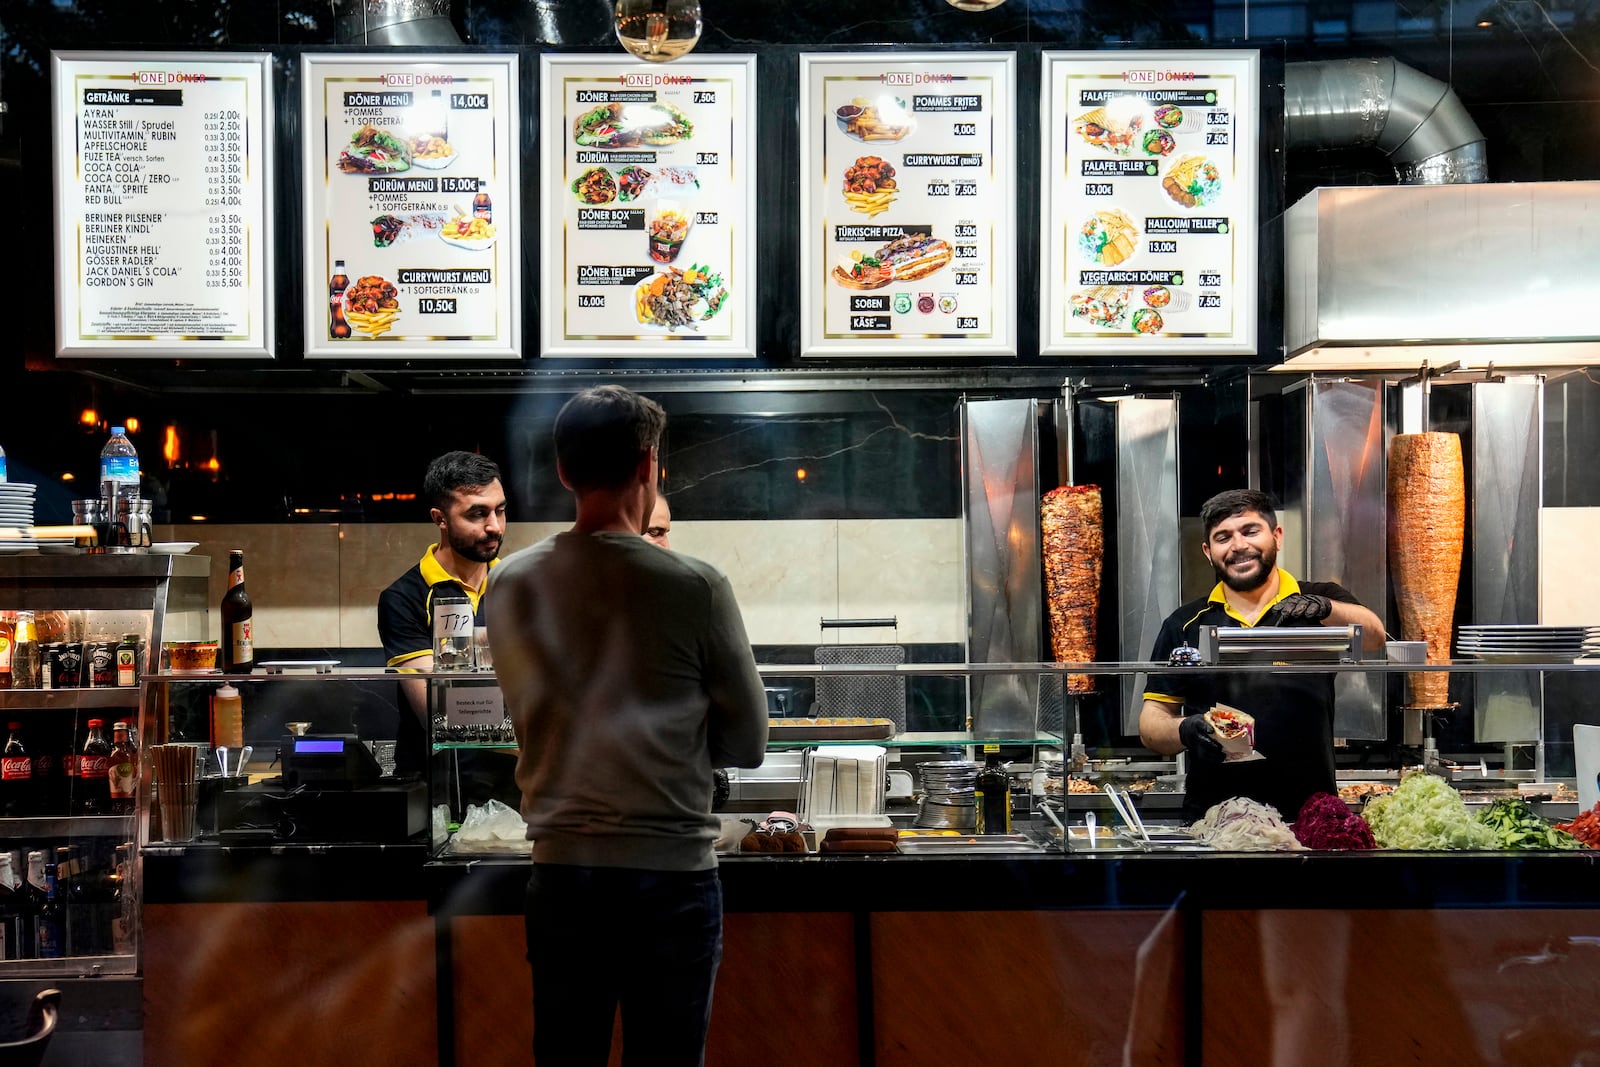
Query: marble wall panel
1538 507 1600 625
836 519 965 645
156 523 341 648
669 520 842 647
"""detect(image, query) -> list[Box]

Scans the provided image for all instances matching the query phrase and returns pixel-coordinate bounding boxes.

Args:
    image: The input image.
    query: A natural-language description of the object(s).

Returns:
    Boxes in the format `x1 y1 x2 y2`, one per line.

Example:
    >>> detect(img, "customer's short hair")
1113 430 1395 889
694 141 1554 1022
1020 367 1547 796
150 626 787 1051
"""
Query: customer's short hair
553 386 666 492
1199 489 1278 537
424 451 502 512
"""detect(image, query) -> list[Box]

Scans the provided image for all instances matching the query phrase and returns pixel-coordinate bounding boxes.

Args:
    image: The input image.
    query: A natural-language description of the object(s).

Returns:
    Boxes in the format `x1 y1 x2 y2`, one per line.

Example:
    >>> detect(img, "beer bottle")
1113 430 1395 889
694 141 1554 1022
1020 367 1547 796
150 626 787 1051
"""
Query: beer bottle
329 259 352 339
0 853 21 960
21 851 47 958
36 859 65 960
11 612 39 689
109 720 137 815
0 613 13 690
79 719 112 816
2 722 32 816
220 550 254 673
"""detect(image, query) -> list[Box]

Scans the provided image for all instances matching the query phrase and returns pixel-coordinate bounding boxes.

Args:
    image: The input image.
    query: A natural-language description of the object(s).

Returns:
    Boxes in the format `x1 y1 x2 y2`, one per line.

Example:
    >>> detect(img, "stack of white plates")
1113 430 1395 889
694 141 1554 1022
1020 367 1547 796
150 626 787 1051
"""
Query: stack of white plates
0 483 37 551
1457 624 1600 663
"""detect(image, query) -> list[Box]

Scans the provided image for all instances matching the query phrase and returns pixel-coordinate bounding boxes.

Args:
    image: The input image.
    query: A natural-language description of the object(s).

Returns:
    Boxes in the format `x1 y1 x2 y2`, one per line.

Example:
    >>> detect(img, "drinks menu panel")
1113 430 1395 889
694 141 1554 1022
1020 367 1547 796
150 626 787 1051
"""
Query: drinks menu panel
540 55 756 358
302 54 520 359
1041 50 1259 357
800 52 1016 358
53 52 274 359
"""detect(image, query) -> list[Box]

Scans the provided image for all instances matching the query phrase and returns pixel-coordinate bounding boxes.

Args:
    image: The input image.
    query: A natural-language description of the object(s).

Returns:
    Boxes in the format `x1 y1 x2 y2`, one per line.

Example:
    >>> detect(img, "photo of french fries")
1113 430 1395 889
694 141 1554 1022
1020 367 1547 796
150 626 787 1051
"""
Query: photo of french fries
345 275 400 337
346 307 401 337
843 156 897 219
836 96 914 143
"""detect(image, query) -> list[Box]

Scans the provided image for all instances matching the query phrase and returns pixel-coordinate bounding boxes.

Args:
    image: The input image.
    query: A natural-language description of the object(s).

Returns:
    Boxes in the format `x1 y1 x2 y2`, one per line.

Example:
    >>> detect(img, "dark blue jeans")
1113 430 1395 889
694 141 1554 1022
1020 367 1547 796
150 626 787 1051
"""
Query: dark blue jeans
524 863 724 1067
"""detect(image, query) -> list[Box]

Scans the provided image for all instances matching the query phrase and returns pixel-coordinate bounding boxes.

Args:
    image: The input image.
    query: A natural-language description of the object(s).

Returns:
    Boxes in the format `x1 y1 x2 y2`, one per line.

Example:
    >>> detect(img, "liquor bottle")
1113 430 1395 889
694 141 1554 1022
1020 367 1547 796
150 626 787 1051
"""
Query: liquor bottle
36 858 65 959
115 633 141 687
108 720 137 815
329 260 352 339
79 719 112 815
11 612 39 689
220 550 254 673
2 721 33 816
0 853 20 960
472 179 492 222
20 851 46 959
0 613 12 689
974 744 1011 835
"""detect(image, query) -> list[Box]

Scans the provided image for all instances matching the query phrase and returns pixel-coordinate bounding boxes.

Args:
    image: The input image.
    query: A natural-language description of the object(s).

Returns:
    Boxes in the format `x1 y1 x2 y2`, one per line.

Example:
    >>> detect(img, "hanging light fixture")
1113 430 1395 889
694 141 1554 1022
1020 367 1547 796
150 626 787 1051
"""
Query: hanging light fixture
615 0 703 62
945 0 1008 9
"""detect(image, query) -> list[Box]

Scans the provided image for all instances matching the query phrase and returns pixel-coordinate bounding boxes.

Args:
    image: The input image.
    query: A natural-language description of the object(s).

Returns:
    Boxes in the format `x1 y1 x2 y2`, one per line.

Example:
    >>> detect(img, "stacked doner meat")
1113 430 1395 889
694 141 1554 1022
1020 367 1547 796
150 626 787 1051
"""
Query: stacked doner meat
1387 432 1464 707
1041 485 1104 692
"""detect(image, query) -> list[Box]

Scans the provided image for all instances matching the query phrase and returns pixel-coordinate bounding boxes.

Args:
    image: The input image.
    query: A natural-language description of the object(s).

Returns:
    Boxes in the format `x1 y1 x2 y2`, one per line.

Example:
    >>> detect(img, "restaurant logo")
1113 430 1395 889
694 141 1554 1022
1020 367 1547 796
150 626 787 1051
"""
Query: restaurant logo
135 71 208 85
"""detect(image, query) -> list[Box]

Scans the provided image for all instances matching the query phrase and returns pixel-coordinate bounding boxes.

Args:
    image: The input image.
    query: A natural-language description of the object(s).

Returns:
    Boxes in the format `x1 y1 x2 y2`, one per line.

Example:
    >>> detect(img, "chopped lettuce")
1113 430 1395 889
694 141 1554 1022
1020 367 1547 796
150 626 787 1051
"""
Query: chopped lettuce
1362 774 1497 850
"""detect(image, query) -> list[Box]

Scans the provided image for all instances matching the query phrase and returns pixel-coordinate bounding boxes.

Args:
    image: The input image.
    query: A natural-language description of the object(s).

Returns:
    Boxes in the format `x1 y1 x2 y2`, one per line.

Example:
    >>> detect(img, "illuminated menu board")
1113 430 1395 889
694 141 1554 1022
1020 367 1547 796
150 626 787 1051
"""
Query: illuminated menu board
302 53 520 359
800 52 1016 358
53 51 274 358
540 54 756 358
1041 50 1259 356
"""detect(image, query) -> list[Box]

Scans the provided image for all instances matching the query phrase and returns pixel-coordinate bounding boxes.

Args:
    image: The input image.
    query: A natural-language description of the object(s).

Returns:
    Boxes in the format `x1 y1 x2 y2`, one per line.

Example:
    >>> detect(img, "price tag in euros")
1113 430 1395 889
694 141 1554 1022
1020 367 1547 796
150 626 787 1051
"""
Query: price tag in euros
957 316 979 330
578 294 605 308
693 90 716 104
418 298 458 314
928 182 951 197
955 272 978 285
1085 182 1113 196
1199 294 1222 308
953 224 978 238
1149 240 1177 253
953 122 977 136
441 176 477 193
955 245 978 258
1206 131 1230 146
451 93 490 110
1199 272 1223 287
694 211 718 225
1207 110 1230 125
954 182 978 196
695 152 719 165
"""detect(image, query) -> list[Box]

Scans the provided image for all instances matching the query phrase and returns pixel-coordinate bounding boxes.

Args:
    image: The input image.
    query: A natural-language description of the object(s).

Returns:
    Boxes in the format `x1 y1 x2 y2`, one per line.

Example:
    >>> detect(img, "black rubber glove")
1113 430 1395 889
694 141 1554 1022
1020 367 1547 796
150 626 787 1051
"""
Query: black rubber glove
1178 714 1226 763
1275 592 1333 623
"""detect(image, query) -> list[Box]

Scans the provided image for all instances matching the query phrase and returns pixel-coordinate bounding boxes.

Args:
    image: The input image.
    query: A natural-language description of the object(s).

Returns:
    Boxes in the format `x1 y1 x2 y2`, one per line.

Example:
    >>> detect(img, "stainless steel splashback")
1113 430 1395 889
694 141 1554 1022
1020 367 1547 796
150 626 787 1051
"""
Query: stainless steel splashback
1079 396 1183 733
961 398 1041 738
1283 183 1600 369
1472 378 1544 743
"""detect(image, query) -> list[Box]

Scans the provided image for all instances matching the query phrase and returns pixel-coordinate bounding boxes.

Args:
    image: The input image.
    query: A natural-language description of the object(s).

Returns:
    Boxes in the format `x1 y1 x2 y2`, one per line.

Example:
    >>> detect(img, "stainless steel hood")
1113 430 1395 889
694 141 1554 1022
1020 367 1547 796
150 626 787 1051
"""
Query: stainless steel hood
1282 182 1600 371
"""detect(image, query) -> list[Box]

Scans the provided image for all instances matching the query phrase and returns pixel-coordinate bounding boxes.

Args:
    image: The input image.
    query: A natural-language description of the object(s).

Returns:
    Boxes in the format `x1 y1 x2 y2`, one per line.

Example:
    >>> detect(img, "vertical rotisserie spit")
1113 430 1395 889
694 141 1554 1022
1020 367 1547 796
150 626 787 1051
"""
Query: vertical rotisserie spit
1041 485 1104 693
1387 432 1465 707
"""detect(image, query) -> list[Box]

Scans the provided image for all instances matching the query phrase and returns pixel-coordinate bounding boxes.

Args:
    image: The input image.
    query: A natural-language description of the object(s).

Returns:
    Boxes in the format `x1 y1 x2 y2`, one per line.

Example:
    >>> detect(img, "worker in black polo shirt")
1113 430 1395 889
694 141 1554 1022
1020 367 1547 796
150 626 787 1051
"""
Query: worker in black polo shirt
1140 489 1386 820
378 451 506 776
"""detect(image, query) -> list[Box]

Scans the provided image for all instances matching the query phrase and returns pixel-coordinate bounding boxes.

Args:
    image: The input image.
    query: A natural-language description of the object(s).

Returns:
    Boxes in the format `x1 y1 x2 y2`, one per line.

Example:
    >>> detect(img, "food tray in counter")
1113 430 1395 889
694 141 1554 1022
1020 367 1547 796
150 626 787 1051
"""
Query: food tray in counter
768 717 896 740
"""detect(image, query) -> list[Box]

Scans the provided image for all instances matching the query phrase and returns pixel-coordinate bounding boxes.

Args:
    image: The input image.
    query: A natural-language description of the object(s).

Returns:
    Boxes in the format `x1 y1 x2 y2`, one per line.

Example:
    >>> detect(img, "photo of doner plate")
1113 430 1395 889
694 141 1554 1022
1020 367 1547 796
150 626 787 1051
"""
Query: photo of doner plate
634 264 728 332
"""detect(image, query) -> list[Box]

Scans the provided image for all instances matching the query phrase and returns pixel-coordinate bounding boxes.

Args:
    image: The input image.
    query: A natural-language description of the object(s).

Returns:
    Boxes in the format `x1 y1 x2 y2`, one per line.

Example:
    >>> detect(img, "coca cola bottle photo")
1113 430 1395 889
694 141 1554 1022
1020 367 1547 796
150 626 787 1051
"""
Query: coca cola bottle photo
1 722 32 816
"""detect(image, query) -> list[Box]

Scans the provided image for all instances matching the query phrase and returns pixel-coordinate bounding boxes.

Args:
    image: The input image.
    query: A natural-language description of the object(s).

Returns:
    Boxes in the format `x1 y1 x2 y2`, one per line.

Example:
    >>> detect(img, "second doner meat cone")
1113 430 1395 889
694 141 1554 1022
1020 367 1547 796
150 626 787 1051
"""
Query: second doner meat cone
1042 485 1104 693
1387 432 1464 707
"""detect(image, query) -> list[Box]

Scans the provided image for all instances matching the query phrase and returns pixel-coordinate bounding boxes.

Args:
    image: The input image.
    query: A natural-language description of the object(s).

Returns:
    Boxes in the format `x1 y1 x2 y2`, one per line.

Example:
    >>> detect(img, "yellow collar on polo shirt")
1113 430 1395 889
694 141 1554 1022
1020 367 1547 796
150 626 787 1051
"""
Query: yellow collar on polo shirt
1206 569 1301 626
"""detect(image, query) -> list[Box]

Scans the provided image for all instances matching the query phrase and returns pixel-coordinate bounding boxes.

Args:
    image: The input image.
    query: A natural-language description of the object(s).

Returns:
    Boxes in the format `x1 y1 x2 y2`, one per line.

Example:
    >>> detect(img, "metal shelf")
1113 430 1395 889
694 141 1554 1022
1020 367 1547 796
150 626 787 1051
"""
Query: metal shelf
0 689 142 711
0 814 137 839
433 732 1066 753
0 953 136 978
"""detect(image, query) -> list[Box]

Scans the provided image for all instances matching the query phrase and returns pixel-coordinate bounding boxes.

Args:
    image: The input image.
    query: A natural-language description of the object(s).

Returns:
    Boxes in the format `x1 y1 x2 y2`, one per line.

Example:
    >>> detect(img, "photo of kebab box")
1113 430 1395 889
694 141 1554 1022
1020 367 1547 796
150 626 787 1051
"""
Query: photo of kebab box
1205 704 1263 762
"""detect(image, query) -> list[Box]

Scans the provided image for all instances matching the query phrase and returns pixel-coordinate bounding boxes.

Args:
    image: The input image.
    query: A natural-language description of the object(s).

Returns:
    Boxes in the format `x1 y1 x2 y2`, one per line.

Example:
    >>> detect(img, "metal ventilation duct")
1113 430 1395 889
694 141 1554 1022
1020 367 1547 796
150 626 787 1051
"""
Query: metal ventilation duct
334 0 462 46
1286 58 1487 185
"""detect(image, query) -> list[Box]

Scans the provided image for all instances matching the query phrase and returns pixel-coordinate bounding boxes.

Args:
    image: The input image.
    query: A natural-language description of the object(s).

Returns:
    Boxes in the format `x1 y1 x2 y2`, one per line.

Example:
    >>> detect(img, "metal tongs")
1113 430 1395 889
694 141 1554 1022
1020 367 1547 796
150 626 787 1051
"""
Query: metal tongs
1103 783 1152 848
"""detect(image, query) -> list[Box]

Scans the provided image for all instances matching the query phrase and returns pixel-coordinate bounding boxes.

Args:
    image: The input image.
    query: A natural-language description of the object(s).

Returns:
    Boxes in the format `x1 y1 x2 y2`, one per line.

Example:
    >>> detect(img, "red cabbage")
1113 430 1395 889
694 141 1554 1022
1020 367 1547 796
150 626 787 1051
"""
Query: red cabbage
1294 792 1377 850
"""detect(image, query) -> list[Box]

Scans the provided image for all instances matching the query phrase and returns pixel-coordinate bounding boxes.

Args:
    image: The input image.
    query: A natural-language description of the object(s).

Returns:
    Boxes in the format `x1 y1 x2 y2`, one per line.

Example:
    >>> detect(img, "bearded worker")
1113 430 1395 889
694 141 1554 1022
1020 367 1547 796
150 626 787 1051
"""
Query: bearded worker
1139 489 1386 819
378 450 507 776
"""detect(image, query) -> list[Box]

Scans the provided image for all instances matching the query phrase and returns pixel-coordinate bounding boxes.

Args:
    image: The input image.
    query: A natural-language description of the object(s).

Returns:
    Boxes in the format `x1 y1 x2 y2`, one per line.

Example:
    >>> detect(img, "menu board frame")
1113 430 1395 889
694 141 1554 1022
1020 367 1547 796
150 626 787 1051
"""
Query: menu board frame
799 51 1017 359
1040 49 1259 357
53 50 275 360
301 52 522 360
539 54 758 359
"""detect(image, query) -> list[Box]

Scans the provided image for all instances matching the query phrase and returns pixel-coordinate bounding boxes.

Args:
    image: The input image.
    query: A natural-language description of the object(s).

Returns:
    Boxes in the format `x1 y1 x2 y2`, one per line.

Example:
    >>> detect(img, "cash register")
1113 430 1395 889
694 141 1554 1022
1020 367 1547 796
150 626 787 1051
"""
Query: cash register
215 733 427 843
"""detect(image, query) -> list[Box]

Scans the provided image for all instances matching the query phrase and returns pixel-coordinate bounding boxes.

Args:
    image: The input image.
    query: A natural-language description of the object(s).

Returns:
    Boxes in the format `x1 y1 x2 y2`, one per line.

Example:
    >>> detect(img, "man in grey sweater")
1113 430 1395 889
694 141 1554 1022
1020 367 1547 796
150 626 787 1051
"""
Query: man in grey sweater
486 385 768 1066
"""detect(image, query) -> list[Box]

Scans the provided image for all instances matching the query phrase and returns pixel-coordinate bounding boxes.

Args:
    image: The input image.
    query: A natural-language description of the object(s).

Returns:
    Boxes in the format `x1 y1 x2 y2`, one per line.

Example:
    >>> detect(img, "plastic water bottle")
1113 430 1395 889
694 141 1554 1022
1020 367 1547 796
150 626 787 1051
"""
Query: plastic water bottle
99 426 140 509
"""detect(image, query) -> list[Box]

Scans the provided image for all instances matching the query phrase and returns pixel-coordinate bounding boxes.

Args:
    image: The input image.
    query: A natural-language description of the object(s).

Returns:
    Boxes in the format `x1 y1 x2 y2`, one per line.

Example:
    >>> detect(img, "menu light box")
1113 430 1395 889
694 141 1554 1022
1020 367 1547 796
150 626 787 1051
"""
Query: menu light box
53 51 275 359
540 54 757 358
1040 50 1259 357
799 51 1017 358
302 53 521 359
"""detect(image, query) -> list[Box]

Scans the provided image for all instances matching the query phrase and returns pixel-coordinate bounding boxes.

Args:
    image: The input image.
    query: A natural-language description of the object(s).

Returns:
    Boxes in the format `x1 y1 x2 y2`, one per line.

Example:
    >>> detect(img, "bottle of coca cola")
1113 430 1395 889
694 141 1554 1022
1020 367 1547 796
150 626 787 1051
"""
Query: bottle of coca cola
1 723 32 816
78 719 112 816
